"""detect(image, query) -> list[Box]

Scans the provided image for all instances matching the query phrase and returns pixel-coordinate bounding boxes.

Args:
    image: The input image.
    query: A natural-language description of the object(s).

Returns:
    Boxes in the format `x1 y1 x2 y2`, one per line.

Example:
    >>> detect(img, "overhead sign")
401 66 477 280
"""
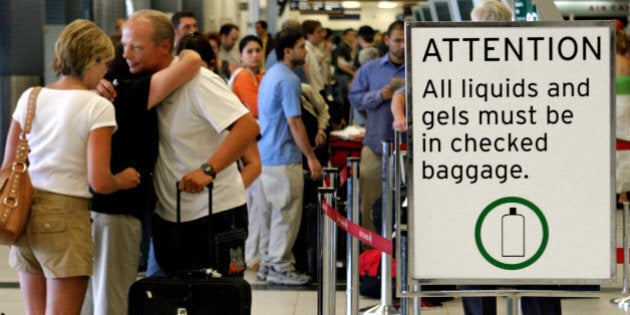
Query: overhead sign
555 0 630 18
407 21 615 283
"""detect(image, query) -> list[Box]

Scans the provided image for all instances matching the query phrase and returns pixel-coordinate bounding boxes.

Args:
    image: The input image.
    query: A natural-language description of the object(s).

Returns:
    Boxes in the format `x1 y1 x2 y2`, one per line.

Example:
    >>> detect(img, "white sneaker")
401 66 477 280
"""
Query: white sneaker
256 265 269 281
266 269 311 285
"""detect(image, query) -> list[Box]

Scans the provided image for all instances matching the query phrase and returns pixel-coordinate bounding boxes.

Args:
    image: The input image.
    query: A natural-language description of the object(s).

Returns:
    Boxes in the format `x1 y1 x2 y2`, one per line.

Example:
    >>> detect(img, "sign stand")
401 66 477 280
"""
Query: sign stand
396 19 617 313
611 202 630 308
360 140 400 315
407 19 615 284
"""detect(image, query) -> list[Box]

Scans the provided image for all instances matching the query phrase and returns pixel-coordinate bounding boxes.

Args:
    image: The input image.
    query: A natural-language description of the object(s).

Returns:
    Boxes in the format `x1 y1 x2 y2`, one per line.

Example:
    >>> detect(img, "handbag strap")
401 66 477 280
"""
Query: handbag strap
1 87 40 225
22 87 41 135
15 87 41 164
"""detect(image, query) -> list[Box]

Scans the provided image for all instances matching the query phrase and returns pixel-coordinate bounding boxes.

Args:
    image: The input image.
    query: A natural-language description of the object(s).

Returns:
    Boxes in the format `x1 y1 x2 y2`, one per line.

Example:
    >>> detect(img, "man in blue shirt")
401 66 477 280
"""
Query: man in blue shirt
256 29 323 285
349 20 405 233
265 19 308 84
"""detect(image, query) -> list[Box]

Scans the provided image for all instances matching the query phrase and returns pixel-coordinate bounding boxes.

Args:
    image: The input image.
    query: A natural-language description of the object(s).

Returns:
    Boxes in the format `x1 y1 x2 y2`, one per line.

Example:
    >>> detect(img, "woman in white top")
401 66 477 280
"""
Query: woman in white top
1 19 139 315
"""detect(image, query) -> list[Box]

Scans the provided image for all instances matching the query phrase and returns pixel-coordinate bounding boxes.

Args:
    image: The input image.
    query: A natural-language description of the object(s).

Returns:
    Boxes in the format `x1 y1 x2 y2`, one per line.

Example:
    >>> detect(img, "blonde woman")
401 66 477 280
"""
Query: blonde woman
2 19 139 314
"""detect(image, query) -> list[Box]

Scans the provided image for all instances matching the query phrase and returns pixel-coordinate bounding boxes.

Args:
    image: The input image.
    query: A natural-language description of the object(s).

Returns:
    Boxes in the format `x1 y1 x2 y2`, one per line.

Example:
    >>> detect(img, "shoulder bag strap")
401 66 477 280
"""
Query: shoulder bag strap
22 87 41 136
1 87 40 222
15 87 41 164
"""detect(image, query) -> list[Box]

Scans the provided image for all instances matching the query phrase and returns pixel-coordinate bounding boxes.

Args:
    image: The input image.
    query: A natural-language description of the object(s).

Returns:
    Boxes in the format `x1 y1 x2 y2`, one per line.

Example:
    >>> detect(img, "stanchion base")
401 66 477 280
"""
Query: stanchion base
359 304 400 315
613 295 630 310
610 296 629 304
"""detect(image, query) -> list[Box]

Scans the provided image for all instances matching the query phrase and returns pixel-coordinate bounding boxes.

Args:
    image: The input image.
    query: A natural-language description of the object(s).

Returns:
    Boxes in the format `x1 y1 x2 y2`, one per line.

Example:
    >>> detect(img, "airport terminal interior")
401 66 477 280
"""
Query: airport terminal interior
3 0 630 314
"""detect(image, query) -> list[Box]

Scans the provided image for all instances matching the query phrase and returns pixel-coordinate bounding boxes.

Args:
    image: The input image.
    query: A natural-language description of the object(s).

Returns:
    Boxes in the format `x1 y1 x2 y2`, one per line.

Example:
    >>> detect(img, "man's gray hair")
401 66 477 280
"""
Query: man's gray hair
128 9 175 49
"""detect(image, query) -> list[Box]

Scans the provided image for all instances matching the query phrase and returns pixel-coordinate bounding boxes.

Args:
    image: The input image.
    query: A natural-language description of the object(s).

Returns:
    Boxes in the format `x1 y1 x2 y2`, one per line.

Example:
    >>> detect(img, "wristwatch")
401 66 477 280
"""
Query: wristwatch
200 163 216 179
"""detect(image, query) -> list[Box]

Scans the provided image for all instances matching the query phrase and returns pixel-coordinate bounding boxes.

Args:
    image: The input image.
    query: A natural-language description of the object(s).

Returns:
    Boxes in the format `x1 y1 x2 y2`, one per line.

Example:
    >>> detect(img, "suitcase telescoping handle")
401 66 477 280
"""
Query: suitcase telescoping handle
175 181 214 224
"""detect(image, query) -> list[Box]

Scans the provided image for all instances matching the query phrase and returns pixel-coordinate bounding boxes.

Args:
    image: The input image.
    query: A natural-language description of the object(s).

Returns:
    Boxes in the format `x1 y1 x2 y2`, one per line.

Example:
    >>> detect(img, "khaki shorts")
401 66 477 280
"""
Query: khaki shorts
9 190 92 278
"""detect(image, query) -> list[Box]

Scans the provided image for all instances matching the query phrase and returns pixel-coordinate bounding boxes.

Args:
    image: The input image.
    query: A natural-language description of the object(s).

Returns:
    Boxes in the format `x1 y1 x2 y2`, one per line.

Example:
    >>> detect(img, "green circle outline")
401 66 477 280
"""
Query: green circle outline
474 196 549 270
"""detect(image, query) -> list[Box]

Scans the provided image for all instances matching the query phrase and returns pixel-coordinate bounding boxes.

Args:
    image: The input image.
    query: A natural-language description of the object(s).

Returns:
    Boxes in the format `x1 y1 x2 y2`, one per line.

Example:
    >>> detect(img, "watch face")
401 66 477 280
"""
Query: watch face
202 164 215 176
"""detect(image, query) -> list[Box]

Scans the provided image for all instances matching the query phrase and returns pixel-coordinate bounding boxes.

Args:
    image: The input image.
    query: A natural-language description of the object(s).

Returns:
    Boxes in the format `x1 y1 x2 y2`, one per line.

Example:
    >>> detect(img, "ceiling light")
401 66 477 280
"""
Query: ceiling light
342 1 361 9
378 1 398 9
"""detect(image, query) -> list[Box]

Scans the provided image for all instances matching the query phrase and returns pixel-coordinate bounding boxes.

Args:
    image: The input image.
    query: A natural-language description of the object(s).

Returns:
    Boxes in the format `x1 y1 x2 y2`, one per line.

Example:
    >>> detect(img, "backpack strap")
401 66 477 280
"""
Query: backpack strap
228 68 259 90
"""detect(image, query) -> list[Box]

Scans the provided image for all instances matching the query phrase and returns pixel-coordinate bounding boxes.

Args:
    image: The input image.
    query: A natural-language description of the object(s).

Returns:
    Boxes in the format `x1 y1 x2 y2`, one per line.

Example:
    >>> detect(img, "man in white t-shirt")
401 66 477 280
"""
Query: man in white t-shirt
122 10 259 276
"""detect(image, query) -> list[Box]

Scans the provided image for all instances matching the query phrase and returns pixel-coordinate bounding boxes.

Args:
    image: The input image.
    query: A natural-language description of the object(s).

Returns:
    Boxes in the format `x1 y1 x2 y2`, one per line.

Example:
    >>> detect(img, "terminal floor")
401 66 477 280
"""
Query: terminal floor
2 207 630 315
1 246 629 315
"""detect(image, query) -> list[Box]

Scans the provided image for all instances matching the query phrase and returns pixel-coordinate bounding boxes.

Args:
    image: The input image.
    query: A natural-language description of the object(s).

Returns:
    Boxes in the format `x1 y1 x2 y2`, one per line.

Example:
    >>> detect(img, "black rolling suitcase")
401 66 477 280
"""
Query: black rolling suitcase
128 269 251 315
129 183 252 315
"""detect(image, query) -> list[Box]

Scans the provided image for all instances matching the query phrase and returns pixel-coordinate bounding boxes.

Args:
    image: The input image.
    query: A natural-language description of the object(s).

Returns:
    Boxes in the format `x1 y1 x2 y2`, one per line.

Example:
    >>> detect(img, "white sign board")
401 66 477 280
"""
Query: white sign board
408 21 615 283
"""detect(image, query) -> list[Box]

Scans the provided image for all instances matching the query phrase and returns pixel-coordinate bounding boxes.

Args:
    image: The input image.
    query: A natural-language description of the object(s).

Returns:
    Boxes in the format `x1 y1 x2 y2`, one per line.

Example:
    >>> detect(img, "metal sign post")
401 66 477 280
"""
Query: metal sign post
394 131 415 315
611 202 630 307
361 140 399 315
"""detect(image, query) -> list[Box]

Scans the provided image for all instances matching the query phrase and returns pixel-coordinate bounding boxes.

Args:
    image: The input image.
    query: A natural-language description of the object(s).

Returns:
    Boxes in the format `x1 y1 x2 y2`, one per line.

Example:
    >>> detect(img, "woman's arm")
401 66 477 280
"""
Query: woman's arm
147 49 203 109
239 142 261 188
87 127 139 194
1 120 22 168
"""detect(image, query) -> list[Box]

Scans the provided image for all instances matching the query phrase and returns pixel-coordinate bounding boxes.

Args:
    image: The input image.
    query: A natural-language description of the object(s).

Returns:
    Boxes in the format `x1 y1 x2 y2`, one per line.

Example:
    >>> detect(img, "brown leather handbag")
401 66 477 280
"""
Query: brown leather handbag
0 87 41 245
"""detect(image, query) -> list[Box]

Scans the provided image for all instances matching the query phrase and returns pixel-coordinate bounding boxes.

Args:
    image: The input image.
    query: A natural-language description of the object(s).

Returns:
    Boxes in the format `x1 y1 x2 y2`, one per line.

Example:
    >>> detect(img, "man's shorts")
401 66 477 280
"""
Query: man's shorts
9 190 92 278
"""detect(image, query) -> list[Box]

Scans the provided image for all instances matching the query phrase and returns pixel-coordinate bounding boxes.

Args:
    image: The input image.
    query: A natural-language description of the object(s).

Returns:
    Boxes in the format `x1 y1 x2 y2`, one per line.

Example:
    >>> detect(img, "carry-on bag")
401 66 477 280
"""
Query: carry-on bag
128 269 252 315
130 183 252 315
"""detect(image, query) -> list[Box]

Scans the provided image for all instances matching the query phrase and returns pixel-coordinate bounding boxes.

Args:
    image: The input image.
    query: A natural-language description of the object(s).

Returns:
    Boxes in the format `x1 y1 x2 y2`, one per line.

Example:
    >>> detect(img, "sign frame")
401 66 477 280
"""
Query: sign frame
405 20 616 285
